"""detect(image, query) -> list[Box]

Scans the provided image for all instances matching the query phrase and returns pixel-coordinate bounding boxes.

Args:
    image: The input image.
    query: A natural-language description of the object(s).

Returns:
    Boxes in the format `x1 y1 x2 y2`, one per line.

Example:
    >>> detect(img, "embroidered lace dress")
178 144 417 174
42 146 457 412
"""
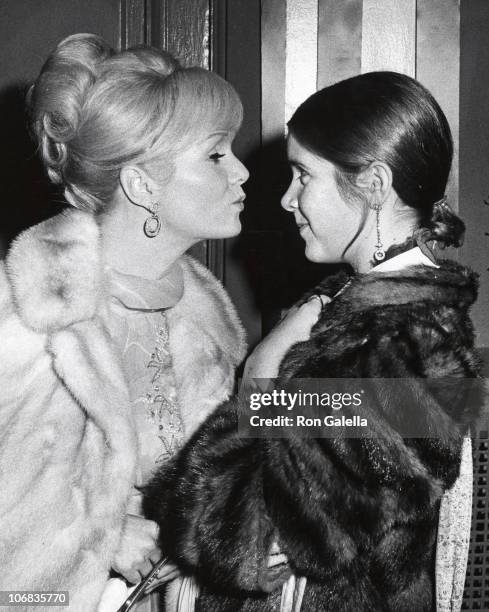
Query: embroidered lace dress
103 262 186 612
107 263 185 485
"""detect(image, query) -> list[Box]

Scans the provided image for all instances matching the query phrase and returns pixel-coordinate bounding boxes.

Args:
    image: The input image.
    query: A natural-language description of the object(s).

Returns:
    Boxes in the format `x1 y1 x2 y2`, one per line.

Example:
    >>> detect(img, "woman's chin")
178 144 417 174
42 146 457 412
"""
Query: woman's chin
226 219 243 237
304 244 340 264
304 243 326 263
212 219 242 240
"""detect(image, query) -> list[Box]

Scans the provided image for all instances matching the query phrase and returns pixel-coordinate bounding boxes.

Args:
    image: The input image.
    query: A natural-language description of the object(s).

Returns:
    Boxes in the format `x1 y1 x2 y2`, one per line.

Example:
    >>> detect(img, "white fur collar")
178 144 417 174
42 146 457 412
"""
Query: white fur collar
174 256 246 366
6 209 104 333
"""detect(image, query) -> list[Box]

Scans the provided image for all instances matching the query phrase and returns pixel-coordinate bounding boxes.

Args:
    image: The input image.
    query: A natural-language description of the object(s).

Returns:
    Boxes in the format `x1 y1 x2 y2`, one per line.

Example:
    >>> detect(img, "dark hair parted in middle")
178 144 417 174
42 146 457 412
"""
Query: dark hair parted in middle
288 71 464 247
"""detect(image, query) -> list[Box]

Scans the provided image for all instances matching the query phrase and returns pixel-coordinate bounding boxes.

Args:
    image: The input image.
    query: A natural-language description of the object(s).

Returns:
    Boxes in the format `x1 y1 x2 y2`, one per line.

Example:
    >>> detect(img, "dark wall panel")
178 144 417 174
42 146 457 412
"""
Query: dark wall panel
222 0 263 346
0 0 120 83
0 0 121 256
460 0 489 348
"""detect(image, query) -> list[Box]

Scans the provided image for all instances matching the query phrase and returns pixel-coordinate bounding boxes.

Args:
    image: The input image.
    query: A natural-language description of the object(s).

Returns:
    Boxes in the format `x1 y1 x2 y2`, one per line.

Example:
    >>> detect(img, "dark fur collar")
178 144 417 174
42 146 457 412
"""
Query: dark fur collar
309 260 478 317
335 260 478 312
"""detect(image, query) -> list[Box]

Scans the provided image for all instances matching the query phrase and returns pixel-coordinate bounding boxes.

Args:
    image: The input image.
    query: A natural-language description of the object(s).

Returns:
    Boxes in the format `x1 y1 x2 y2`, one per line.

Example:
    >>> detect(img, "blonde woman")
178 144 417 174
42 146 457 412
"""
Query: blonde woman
0 34 248 611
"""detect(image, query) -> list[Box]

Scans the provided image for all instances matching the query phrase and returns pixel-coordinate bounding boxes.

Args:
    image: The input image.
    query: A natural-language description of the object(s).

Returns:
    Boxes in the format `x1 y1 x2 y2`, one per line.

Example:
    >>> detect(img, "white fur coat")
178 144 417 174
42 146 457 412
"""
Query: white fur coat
0 209 246 611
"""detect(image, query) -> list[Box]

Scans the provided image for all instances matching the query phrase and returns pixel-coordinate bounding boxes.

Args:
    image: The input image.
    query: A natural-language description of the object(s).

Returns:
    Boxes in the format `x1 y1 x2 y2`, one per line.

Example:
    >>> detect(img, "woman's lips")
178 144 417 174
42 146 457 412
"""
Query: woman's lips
232 198 245 211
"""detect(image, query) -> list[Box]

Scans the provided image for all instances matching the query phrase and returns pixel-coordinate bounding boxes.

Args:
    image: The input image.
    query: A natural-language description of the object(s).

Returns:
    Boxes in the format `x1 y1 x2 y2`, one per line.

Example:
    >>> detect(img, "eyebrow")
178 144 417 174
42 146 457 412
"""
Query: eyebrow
200 131 230 144
288 159 308 171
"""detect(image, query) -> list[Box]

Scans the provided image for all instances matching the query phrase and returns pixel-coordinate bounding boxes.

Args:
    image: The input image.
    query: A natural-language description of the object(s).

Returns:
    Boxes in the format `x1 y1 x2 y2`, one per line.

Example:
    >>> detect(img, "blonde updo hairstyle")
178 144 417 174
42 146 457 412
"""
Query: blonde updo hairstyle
28 33 243 212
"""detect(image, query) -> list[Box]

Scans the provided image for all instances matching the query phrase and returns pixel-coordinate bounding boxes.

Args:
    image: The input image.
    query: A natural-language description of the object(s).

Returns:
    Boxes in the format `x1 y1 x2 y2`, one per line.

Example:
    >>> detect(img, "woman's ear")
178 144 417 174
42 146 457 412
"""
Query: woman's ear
119 165 155 209
355 161 393 203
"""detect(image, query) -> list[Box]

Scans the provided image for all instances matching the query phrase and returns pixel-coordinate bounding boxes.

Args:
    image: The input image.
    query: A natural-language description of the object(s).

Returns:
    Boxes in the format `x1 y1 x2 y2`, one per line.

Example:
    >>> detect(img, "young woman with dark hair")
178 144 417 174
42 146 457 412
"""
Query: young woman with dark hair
286 71 463 259
144 72 482 611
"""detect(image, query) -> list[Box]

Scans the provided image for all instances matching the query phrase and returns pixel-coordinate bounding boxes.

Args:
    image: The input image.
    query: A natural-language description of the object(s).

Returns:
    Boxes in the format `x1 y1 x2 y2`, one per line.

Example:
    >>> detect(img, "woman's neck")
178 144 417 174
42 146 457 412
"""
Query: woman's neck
99 197 195 280
347 198 420 273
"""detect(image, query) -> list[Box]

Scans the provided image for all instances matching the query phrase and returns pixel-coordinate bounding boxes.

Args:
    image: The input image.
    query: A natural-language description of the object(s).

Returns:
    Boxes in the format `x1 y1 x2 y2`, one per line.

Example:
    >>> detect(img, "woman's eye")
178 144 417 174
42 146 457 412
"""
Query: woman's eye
209 153 225 162
297 170 308 185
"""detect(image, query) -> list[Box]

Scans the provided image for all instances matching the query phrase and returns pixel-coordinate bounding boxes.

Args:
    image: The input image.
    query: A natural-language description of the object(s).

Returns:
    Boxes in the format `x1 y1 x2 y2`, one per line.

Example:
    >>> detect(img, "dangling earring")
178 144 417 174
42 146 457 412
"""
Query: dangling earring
143 203 161 238
371 200 385 262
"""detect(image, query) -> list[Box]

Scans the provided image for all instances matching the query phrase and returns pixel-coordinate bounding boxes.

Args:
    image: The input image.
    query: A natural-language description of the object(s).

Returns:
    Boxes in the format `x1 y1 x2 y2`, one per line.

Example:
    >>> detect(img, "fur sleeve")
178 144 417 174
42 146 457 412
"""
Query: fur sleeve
260 329 476 585
143 399 289 595
143 372 446 597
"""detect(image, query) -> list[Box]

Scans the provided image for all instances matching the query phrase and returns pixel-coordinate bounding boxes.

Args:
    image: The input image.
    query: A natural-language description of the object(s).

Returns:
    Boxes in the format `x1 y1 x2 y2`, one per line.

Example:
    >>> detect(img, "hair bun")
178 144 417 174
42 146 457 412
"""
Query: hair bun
115 45 180 79
28 34 113 185
427 196 465 248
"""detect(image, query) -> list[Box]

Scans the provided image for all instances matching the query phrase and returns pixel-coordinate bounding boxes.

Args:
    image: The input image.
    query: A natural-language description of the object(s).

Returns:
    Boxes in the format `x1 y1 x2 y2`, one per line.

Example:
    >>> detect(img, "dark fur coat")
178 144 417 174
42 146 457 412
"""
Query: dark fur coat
144 260 482 612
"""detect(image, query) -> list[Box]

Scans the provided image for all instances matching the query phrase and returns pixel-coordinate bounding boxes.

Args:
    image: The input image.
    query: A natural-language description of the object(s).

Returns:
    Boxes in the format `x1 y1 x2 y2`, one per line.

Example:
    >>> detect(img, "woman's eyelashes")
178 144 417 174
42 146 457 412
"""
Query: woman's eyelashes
209 152 226 163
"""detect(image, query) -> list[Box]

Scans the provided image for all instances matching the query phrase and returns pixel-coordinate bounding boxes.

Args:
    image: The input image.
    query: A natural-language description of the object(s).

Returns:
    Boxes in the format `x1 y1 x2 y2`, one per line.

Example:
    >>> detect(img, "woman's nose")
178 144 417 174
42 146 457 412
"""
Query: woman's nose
281 183 298 212
231 156 249 185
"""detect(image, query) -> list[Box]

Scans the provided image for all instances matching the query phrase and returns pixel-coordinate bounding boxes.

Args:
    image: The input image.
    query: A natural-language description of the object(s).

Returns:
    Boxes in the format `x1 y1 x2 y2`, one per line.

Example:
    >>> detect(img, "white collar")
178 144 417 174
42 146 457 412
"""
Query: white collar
369 247 439 274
